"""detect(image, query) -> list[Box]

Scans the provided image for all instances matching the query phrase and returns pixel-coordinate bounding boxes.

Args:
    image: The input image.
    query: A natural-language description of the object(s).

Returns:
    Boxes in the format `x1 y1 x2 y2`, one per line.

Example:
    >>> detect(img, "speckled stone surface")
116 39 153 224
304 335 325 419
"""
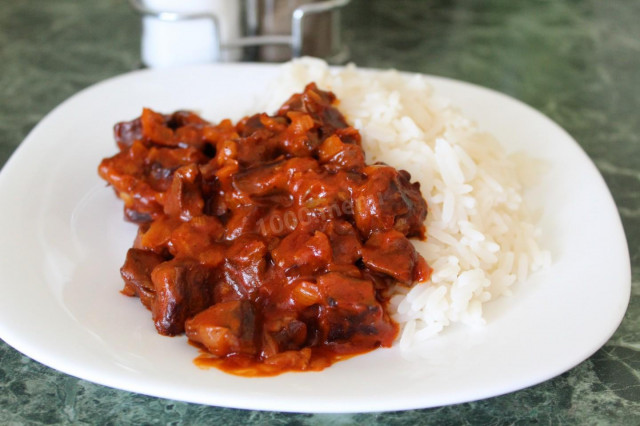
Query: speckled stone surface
1 0 638 424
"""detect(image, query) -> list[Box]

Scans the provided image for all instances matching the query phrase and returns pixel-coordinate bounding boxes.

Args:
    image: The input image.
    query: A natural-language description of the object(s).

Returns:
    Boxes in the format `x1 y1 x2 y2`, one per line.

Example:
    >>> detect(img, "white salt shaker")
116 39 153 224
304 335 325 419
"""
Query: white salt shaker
137 0 242 68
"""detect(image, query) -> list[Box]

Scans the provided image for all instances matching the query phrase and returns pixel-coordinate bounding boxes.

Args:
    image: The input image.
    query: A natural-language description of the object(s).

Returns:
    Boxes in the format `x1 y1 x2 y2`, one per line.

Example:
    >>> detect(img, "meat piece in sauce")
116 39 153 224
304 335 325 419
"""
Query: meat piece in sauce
271 230 332 276
151 258 216 335
316 132 365 172
324 220 363 265
353 164 427 238
120 248 165 310
163 164 204 221
361 229 424 284
222 234 268 299
99 82 431 376
313 272 396 348
185 300 257 357
114 117 142 151
140 108 208 149
261 315 309 358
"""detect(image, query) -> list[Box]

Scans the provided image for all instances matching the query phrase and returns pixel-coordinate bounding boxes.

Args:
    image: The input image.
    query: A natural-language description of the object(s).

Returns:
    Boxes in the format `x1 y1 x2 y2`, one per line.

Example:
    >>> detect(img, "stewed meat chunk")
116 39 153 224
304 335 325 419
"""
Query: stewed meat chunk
185 300 257 357
361 230 423 284
120 248 165 310
151 259 216 335
353 164 427 239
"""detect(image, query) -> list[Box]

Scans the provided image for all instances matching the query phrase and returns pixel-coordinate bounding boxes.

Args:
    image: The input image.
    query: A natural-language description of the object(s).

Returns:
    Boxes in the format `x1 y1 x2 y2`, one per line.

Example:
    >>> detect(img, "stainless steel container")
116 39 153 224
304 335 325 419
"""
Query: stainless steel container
129 0 350 67
247 0 349 63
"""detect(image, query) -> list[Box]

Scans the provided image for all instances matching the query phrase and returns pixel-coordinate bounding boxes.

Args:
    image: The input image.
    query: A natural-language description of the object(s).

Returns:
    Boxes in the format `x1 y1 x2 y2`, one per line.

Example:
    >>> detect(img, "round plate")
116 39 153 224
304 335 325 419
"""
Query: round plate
0 63 630 413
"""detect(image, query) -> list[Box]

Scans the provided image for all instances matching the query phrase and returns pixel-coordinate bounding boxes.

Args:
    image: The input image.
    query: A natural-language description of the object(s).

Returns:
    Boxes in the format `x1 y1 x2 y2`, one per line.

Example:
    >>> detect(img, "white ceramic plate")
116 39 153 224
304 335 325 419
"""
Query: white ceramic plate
0 64 630 413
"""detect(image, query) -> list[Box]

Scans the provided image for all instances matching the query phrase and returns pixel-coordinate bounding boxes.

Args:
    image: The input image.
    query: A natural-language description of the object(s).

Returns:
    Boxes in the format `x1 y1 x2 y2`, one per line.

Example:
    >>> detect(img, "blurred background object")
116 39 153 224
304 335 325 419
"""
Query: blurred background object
130 0 350 67
136 0 242 67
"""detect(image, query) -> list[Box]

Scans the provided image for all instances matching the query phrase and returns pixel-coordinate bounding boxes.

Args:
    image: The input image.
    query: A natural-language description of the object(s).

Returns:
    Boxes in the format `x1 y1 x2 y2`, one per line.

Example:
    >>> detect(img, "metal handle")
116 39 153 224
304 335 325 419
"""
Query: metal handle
291 0 350 58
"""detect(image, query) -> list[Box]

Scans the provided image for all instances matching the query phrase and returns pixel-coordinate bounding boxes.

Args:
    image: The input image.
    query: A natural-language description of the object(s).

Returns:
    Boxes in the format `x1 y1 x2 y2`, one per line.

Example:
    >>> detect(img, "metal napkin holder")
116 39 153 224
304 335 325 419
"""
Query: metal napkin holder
129 0 350 63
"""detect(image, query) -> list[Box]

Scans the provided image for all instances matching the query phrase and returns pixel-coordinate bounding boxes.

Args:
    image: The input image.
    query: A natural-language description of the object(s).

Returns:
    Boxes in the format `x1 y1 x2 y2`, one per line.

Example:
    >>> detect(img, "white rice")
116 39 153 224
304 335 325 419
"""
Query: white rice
263 58 550 349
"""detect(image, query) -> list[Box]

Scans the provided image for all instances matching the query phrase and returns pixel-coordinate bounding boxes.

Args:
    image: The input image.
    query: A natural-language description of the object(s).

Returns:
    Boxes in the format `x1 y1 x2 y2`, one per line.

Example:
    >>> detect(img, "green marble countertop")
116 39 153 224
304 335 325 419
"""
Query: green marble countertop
1 0 638 424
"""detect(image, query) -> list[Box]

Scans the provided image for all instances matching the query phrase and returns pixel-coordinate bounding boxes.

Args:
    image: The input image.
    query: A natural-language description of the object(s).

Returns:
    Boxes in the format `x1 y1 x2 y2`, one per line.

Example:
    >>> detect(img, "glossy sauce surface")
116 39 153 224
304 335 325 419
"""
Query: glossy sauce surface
99 83 430 375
